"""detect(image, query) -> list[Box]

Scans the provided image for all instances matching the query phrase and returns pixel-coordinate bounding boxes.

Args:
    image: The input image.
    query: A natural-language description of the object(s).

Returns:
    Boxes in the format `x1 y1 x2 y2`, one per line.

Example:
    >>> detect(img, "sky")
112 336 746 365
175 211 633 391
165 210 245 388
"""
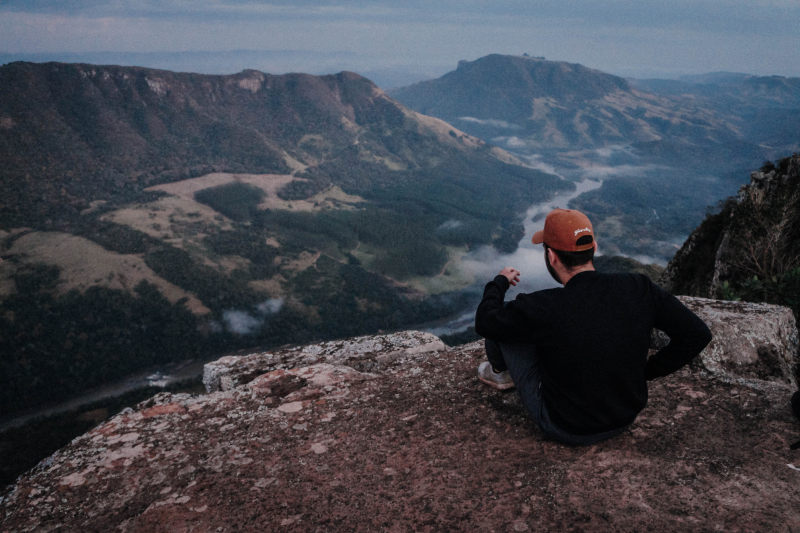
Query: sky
1 0 799 88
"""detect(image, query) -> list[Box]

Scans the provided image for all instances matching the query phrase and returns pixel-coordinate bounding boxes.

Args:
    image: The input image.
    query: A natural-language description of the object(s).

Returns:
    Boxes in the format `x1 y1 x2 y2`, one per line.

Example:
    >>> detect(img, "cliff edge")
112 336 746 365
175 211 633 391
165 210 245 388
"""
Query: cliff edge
1 299 799 531
662 153 800 306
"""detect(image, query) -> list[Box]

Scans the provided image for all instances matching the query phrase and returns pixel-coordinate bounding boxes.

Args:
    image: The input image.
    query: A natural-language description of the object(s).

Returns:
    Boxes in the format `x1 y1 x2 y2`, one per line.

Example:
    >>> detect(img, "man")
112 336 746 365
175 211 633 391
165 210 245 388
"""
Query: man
474 208 712 445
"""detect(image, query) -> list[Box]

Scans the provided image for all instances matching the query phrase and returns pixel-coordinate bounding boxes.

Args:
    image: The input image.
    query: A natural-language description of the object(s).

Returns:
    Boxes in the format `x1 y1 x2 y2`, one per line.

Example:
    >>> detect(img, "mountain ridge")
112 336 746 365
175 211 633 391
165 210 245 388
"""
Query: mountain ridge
0 61 515 224
389 54 747 152
393 54 631 122
390 53 800 260
0 60 568 416
2 58 800 516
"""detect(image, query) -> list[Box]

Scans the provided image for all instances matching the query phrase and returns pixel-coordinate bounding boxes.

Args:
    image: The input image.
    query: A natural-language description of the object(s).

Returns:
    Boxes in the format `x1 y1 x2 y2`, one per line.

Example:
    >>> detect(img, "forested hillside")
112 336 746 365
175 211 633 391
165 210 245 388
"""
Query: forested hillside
0 62 567 415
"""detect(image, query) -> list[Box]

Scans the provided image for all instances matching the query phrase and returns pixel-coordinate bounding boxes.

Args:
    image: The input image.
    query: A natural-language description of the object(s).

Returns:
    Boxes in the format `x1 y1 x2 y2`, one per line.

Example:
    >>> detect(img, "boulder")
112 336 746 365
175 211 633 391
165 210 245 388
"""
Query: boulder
2 300 800 531
202 330 447 392
676 295 799 385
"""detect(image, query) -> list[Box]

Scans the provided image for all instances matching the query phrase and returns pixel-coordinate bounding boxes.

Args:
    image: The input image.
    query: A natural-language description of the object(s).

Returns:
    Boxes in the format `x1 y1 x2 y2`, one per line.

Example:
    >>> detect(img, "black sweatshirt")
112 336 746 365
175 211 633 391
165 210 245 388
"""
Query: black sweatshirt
475 271 712 435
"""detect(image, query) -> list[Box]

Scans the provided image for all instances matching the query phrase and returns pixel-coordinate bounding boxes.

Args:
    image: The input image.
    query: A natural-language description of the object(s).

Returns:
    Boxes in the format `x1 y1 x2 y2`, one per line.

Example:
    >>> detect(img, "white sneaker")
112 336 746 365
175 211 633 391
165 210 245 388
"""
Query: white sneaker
477 361 514 390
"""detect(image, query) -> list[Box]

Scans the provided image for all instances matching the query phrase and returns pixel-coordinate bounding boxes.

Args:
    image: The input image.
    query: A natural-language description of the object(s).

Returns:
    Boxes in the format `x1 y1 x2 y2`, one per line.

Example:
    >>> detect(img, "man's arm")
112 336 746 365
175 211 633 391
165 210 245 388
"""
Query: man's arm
475 269 530 342
645 287 712 380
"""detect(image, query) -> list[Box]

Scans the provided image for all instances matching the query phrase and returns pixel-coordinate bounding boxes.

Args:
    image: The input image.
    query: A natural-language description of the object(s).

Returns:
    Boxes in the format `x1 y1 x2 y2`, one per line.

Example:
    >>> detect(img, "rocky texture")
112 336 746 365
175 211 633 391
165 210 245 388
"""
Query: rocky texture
662 154 800 301
203 330 447 393
2 300 800 531
675 296 798 385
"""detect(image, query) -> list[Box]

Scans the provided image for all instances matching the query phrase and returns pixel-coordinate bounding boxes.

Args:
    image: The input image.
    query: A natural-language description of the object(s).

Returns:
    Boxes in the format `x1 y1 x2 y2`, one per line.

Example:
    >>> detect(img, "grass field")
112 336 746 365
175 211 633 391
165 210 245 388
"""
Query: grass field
1 231 209 314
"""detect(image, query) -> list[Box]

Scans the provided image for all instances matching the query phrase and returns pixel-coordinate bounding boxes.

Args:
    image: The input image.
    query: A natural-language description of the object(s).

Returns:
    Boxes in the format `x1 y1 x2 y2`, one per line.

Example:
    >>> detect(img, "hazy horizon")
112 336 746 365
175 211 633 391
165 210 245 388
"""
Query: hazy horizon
2 1 799 89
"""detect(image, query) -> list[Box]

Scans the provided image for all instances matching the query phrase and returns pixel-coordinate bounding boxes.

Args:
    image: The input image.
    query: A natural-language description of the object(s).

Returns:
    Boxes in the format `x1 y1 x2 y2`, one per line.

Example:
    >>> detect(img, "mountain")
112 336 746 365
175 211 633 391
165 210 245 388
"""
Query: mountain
390 54 740 153
632 72 800 108
392 55 800 158
661 154 800 318
0 61 567 416
631 72 800 151
0 61 558 225
391 54 800 260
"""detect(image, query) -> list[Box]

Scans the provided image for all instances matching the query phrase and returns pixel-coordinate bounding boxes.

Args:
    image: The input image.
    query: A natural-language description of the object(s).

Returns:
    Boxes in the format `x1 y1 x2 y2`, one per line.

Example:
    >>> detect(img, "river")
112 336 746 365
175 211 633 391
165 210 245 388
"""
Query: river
424 178 602 337
1 178 601 431
0 358 208 432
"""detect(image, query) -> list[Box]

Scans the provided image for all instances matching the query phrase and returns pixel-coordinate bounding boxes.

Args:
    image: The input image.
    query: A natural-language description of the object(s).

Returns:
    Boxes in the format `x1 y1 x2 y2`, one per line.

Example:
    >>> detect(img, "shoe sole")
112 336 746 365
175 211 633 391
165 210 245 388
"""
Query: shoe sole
478 376 515 391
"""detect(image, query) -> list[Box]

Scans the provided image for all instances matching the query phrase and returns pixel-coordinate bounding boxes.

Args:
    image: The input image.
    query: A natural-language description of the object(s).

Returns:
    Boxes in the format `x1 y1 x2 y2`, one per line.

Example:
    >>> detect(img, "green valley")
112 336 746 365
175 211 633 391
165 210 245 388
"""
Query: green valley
0 62 567 416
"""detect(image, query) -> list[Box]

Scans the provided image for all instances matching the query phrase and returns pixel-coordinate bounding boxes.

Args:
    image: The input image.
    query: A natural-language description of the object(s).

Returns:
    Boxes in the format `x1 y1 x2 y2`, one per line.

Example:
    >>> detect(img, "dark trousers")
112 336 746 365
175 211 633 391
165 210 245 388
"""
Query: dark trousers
485 339 626 446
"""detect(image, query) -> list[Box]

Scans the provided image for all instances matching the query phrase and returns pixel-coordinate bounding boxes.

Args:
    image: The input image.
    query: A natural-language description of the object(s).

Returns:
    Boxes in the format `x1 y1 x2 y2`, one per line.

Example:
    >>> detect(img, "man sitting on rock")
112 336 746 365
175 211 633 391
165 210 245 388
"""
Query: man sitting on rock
474 208 712 445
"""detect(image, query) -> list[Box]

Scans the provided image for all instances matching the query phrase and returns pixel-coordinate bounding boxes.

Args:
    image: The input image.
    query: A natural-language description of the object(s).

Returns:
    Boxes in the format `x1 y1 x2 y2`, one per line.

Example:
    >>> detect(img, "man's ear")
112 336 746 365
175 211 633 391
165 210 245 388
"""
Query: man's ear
546 247 559 266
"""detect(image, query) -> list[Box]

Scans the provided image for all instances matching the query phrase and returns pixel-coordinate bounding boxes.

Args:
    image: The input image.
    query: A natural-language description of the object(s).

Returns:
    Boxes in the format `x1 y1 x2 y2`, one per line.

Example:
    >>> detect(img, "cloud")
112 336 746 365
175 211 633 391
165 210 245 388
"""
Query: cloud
9 1 797 26
521 154 565 179
222 310 262 335
580 164 664 180
256 298 284 315
491 136 529 150
593 145 636 159
222 298 284 335
457 117 522 130
1 1 798 84
437 219 463 231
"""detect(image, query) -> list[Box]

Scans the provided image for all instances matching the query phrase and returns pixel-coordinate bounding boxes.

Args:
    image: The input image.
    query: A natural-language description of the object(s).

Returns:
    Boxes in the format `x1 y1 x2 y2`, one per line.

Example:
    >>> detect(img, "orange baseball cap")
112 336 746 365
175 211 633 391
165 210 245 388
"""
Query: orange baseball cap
531 208 595 252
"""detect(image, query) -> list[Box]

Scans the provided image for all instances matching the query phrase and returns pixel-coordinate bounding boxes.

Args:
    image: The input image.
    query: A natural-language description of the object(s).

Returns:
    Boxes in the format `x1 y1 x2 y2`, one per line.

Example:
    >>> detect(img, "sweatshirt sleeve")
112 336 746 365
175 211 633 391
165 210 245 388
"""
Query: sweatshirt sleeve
475 275 533 342
645 284 712 380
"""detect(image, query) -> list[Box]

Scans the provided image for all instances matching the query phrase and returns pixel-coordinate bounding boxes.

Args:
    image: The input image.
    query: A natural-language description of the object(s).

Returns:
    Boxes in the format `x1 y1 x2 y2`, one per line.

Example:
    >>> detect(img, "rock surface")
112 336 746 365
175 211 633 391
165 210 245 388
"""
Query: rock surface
202 330 447 393
662 154 800 300
2 304 800 531
676 296 798 385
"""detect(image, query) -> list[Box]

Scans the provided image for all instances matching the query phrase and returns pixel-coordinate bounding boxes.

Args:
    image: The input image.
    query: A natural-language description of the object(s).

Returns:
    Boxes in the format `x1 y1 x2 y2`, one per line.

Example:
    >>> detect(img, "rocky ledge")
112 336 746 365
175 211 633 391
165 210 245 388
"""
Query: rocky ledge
1 299 799 531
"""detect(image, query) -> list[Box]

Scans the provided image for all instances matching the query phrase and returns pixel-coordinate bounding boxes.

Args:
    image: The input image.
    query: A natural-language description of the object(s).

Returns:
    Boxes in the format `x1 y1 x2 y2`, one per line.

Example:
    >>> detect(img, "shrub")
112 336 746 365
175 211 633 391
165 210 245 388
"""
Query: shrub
194 182 265 221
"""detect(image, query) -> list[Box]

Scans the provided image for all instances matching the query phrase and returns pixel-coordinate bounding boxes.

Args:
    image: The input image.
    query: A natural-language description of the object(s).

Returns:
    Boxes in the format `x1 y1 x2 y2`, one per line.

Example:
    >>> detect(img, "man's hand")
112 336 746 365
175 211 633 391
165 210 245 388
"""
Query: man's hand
499 267 520 286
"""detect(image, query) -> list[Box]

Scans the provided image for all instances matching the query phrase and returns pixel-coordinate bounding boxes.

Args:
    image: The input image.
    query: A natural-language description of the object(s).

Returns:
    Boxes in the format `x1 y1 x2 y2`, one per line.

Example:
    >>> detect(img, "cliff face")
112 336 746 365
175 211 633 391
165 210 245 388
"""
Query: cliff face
662 154 800 303
2 299 799 531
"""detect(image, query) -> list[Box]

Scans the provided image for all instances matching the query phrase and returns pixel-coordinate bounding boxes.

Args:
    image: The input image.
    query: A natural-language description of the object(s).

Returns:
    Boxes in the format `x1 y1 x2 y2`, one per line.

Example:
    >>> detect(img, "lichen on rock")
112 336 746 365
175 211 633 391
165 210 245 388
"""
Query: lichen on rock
2 310 799 531
202 330 446 392
676 295 799 385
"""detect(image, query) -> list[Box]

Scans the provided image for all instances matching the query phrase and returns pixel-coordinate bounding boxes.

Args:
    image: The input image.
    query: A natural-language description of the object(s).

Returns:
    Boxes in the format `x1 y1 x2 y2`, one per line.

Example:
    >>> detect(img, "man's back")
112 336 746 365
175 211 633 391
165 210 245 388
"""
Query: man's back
476 270 711 435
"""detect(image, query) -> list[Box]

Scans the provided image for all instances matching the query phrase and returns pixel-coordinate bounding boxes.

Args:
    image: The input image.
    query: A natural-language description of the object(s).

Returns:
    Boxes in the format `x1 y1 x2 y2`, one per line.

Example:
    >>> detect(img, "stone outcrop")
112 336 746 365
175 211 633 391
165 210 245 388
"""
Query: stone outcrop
2 303 800 531
675 296 798 385
202 330 447 393
662 154 800 299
